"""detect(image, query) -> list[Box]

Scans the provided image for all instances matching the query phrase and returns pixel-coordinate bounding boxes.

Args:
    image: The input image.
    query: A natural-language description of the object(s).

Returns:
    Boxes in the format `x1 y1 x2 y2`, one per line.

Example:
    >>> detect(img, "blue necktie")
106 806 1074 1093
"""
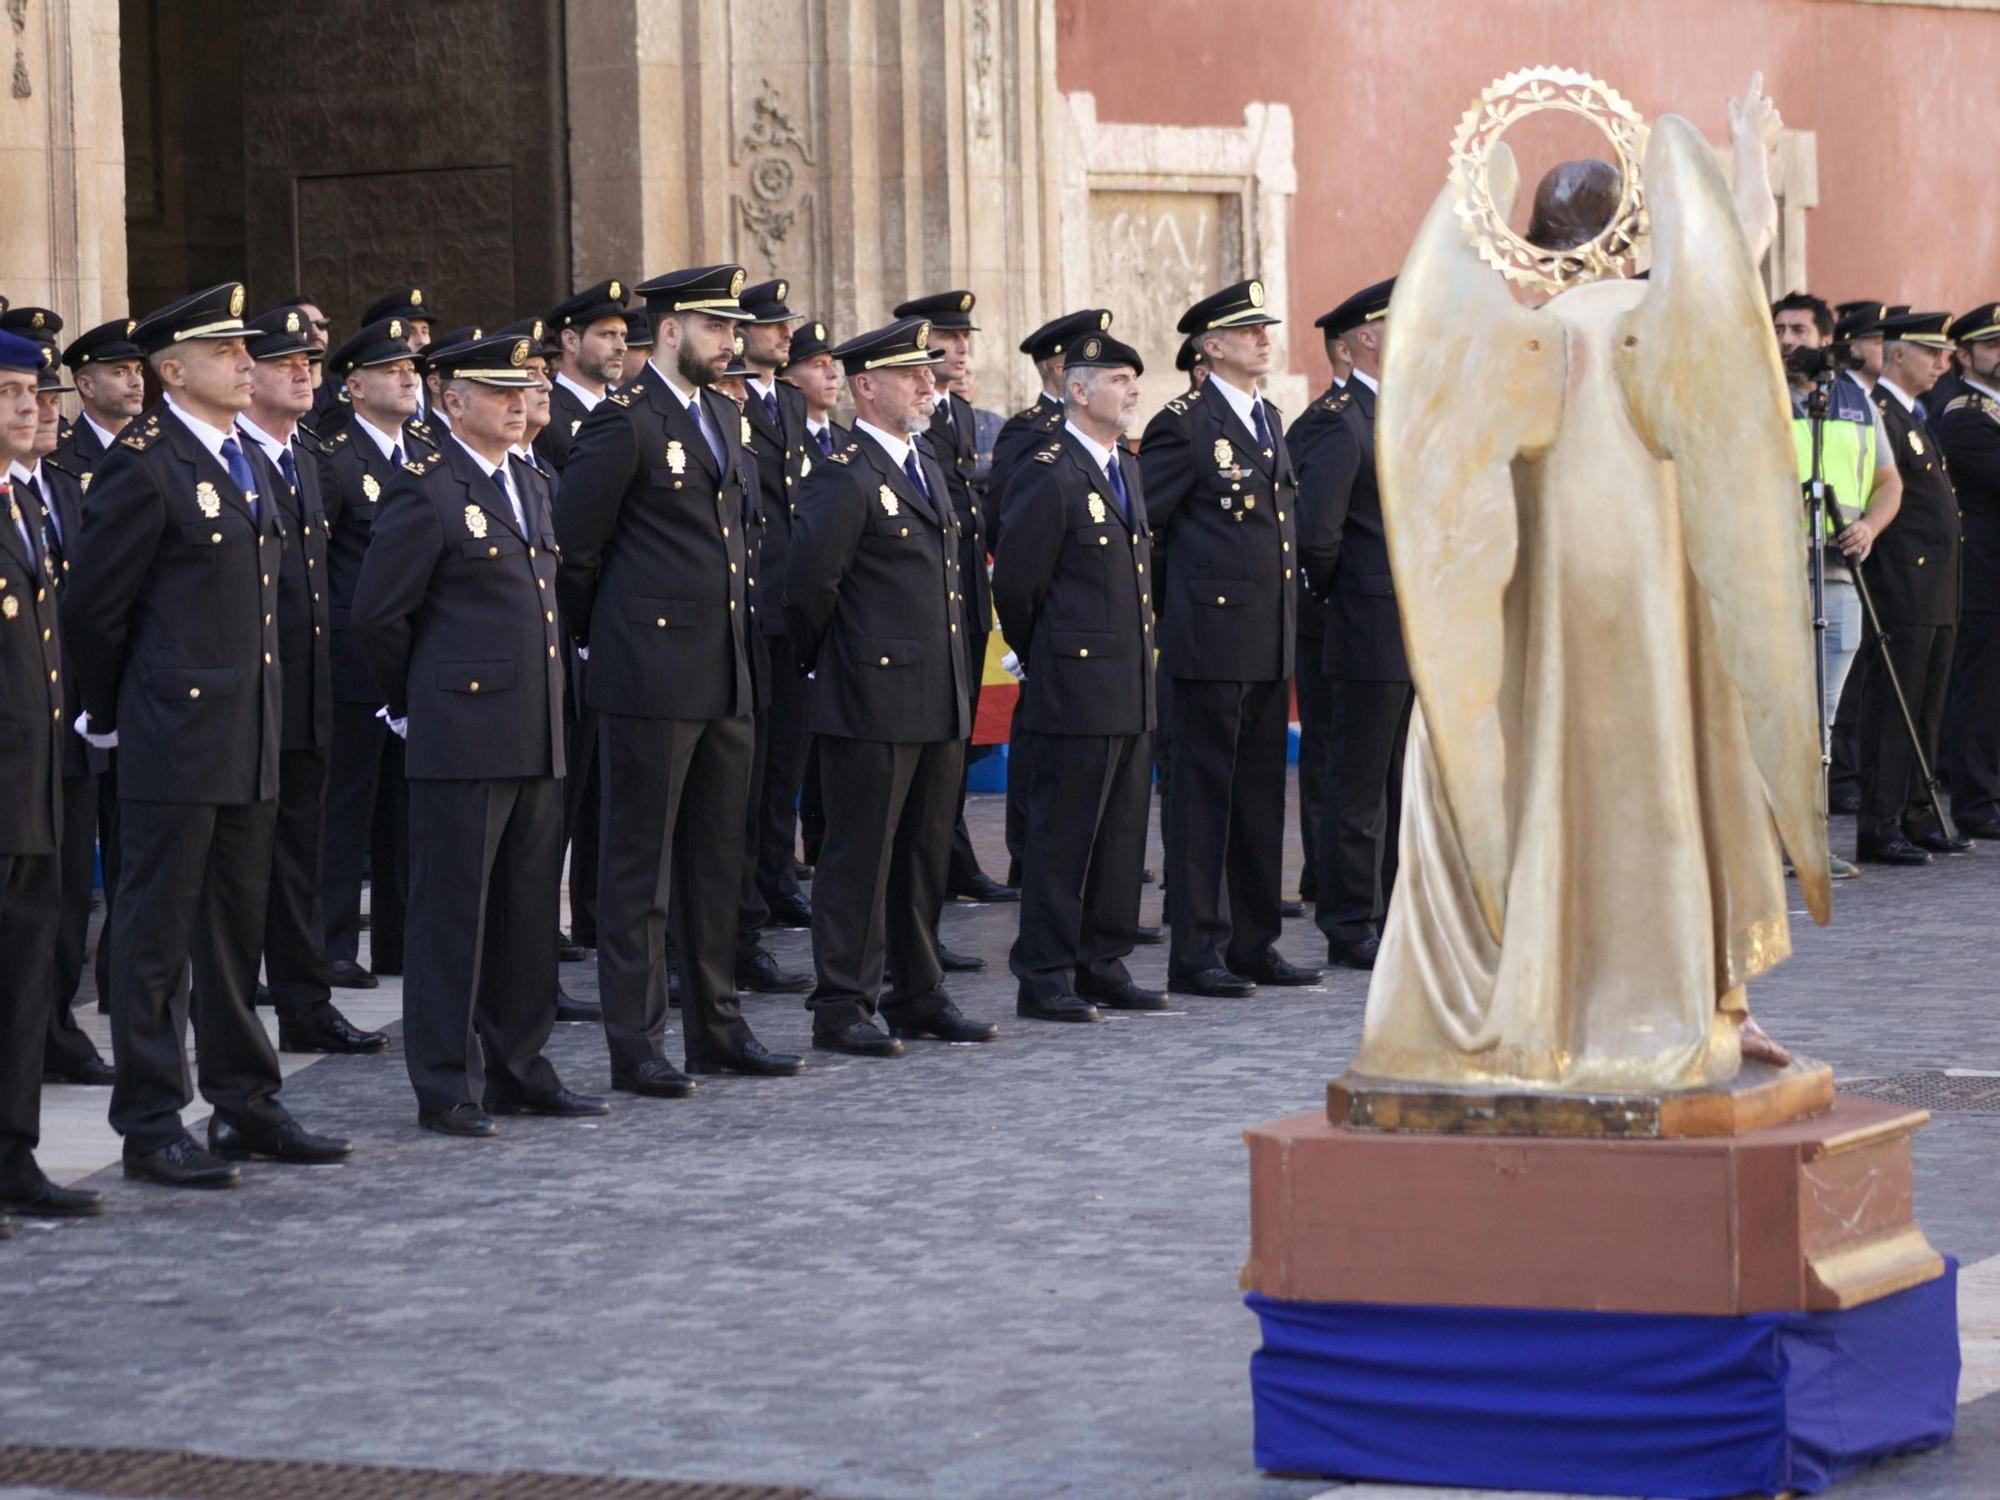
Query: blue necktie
690 396 724 471
1105 451 1130 524
904 450 935 520
489 468 523 535
1251 399 1271 449
762 388 780 430
814 426 833 456
390 442 404 470
218 436 258 520
277 444 299 493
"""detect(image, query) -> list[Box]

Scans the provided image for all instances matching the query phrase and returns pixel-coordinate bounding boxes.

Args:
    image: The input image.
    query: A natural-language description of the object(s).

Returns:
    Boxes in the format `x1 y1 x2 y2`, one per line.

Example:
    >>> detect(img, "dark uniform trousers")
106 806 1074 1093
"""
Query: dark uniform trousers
351 441 572 1110
785 429 972 1035
266 746 336 1016
1 853 60 1190
65 408 290 1155
322 705 407 969
1293 595 1333 904
405 776 563 1113
561 650 601 946
809 735 962 1030
755 638 811 904
554 370 758 1073
1142 379 1300 978
993 429 1158 1002
1858 621 1955 841
1317 681 1412 944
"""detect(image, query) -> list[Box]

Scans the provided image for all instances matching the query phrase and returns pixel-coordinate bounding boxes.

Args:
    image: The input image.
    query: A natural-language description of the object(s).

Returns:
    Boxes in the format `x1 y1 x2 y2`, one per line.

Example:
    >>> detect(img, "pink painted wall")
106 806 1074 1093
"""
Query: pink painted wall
1057 0 2000 389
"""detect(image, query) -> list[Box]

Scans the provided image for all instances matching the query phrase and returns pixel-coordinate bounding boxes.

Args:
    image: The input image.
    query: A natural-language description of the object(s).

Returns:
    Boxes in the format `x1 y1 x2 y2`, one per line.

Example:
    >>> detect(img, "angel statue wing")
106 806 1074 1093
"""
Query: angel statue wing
1615 114 1832 925
1377 141 1564 943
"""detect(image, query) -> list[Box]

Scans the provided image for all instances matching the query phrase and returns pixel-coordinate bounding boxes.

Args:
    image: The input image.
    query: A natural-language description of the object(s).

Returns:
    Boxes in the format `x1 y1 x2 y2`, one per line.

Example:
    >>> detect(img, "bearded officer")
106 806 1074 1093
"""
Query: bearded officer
556 264 805 1096
67 283 352 1185
352 333 606 1136
785 317 1000 1057
992 332 1163 1023
536 278 628 474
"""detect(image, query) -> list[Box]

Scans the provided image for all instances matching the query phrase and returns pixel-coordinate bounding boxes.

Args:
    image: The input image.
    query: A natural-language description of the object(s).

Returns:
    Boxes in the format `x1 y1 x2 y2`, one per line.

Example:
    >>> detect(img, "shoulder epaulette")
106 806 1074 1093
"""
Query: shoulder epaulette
1165 397 1188 416
56 420 73 442
825 442 857 466
120 427 155 451
402 459 429 476
606 390 633 408
1012 403 1042 422
1317 388 1352 413
1032 442 1060 464
331 429 351 446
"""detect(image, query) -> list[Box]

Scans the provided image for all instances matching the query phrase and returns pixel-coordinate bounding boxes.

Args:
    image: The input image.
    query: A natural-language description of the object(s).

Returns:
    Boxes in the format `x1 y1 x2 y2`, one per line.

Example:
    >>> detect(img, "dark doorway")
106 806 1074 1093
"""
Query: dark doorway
121 0 570 337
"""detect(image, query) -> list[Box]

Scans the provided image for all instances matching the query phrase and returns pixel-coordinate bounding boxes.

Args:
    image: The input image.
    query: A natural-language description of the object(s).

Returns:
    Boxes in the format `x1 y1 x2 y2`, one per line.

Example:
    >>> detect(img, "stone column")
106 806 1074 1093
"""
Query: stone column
0 0 125 326
566 0 1063 412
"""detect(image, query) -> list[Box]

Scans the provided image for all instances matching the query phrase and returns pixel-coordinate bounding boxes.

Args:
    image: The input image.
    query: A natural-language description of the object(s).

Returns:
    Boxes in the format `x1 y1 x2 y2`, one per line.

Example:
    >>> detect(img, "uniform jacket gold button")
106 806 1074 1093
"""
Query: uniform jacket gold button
469 681 480 692
1216 595 1226 604
879 655 890 665
189 687 201 699
1078 647 1088 658
211 532 222 543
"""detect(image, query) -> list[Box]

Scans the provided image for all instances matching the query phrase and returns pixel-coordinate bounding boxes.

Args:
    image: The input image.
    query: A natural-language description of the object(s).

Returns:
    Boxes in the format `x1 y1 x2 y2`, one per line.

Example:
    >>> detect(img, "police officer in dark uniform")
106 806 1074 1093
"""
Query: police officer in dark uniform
737 278 817 936
1290 305 1356 911
236 307 387 1054
317 317 440 988
1857 310 1968 864
992 332 1163 1023
536 278 629 474
0 330 105 1224
67 283 352 1186
350 333 605 1135
987 309 1113 512
1934 303 2000 839
1295 278 1408 970
557 264 805 1096
1140 279 1320 996
55 318 145 475
15 339 114 1084
781 318 847 874
785 316 1000 1057
893 289 1014 909
536 281 629 962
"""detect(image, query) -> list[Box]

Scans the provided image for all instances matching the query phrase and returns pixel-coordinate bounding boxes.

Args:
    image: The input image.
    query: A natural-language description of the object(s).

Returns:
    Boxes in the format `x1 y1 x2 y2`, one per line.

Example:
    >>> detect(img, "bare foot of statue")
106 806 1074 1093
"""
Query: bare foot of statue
1740 1016 1792 1068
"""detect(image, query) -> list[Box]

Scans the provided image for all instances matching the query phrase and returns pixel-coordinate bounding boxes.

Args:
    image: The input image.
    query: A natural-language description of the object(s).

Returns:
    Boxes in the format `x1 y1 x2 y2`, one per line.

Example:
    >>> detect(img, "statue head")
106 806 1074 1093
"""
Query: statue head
1524 159 1622 252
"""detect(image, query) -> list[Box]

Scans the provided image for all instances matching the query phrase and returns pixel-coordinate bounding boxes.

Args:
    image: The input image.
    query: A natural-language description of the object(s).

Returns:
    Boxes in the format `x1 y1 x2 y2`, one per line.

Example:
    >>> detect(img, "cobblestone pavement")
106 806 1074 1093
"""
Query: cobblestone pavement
2 782 1997 1500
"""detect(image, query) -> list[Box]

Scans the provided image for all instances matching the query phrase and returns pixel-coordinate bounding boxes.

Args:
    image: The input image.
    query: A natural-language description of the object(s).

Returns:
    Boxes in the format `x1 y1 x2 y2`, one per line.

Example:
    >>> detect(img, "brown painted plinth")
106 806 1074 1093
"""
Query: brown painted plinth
1242 1092 1944 1315
1328 1055 1835 1138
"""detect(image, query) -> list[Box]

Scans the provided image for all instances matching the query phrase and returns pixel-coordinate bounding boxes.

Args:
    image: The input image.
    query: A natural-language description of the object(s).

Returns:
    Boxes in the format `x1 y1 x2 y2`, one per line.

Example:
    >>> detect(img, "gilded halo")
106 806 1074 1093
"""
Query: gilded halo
1450 66 1649 294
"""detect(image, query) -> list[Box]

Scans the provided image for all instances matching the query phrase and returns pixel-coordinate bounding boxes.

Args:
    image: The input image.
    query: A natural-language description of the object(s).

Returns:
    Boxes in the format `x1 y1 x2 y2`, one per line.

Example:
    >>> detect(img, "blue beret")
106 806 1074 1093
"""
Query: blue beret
0 329 45 373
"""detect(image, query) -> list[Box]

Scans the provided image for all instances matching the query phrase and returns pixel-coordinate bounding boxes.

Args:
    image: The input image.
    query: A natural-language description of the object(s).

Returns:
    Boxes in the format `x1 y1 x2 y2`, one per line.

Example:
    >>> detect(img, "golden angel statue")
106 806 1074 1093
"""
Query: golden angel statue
1354 70 1830 1095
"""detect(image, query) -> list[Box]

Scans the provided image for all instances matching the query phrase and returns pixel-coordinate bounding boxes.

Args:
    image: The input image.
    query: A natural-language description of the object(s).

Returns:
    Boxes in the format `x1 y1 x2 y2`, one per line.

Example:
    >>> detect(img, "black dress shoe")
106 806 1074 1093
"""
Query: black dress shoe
278 1005 390 1055
1327 936 1381 970
888 1002 999 1042
123 1136 242 1189
1854 837 1932 866
1911 827 1975 854
611 1059 697 1099
737 948 813 994
418 1103 498 1138
811 1020 904 1057
948 871 1020 903
1132 923 1164 946
1279 899 1306 919
555 988 602 1023
1168 967 1258 998
765 894 813 929
1961 818 2000 840
44 1055 116 1086
1238 952 1324 987
208 1116 354 1164
938 946 987 973
485 1086 610 1118
1078 979 1171 1011
1017 993 1101 1023
1 1178 106 1217
557 939 589 963
327 959 378 990
687 1037 808 1076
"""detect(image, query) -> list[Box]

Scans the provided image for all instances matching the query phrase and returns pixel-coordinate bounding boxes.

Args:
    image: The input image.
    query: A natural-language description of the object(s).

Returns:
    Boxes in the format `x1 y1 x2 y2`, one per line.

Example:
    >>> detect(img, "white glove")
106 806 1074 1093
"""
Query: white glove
576 644 588 661
374 705 409 740
74 711 117 750
1000 649 1025 682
